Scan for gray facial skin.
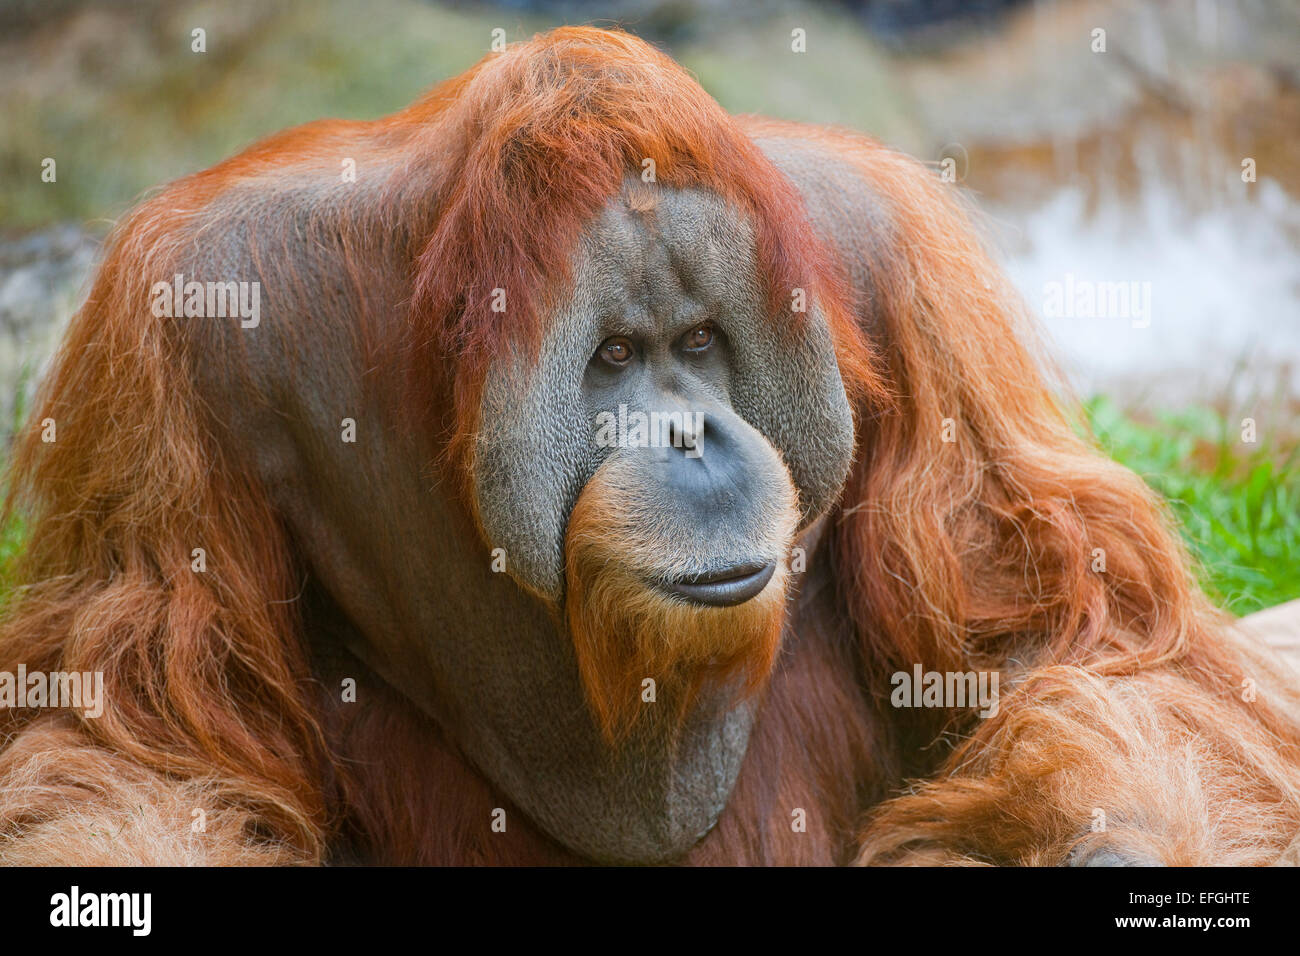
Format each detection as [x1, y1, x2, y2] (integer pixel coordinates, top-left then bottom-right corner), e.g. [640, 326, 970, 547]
[182, 171, 854, 862]
[474, 181, 855, 602]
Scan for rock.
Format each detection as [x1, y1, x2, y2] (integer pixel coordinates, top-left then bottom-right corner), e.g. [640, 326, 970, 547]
[0, 224, 100, 438]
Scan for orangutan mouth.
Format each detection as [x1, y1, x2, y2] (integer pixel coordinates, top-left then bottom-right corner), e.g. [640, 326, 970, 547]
[660, 561, 777, 607]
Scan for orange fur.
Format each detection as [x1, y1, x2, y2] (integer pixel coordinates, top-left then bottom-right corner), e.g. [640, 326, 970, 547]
[751, 122, 1300, 865]
[0, 233, 332, 859]
[1, 28, 1297, 866]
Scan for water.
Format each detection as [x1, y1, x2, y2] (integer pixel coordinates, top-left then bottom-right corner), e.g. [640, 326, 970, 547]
[994, 173, 1300, 406]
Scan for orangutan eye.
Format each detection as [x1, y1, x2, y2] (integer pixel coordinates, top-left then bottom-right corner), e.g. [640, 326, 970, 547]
[682, 323, 714, 352]
[598, 336, 634, 366]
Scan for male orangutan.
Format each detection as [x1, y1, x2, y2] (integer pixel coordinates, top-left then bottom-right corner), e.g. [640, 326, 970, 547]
[1, 27, 1298, 866]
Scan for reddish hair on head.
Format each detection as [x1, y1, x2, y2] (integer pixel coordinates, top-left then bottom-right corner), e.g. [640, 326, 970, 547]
[402, 27, 882, 485]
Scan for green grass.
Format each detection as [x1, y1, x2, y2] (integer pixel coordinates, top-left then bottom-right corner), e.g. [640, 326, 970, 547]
[1083, 396, 1300, 616]
[0, 371, 31, 593]
[0, 510, 24, 592]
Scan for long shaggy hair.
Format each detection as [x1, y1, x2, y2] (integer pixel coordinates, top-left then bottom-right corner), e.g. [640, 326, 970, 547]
[780, 122, 1300, 864]
[0, 266, 330, 858]
[0, 27, 1297, 865]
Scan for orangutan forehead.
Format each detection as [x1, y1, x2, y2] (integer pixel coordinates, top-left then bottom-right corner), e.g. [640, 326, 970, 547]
[571, 183, 764, 333]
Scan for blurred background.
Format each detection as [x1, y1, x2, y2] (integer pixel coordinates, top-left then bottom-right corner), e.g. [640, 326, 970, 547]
[1, 0, 1297, 614]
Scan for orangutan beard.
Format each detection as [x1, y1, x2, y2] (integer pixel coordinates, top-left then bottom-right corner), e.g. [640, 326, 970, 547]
[563, 452, 799, 742]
